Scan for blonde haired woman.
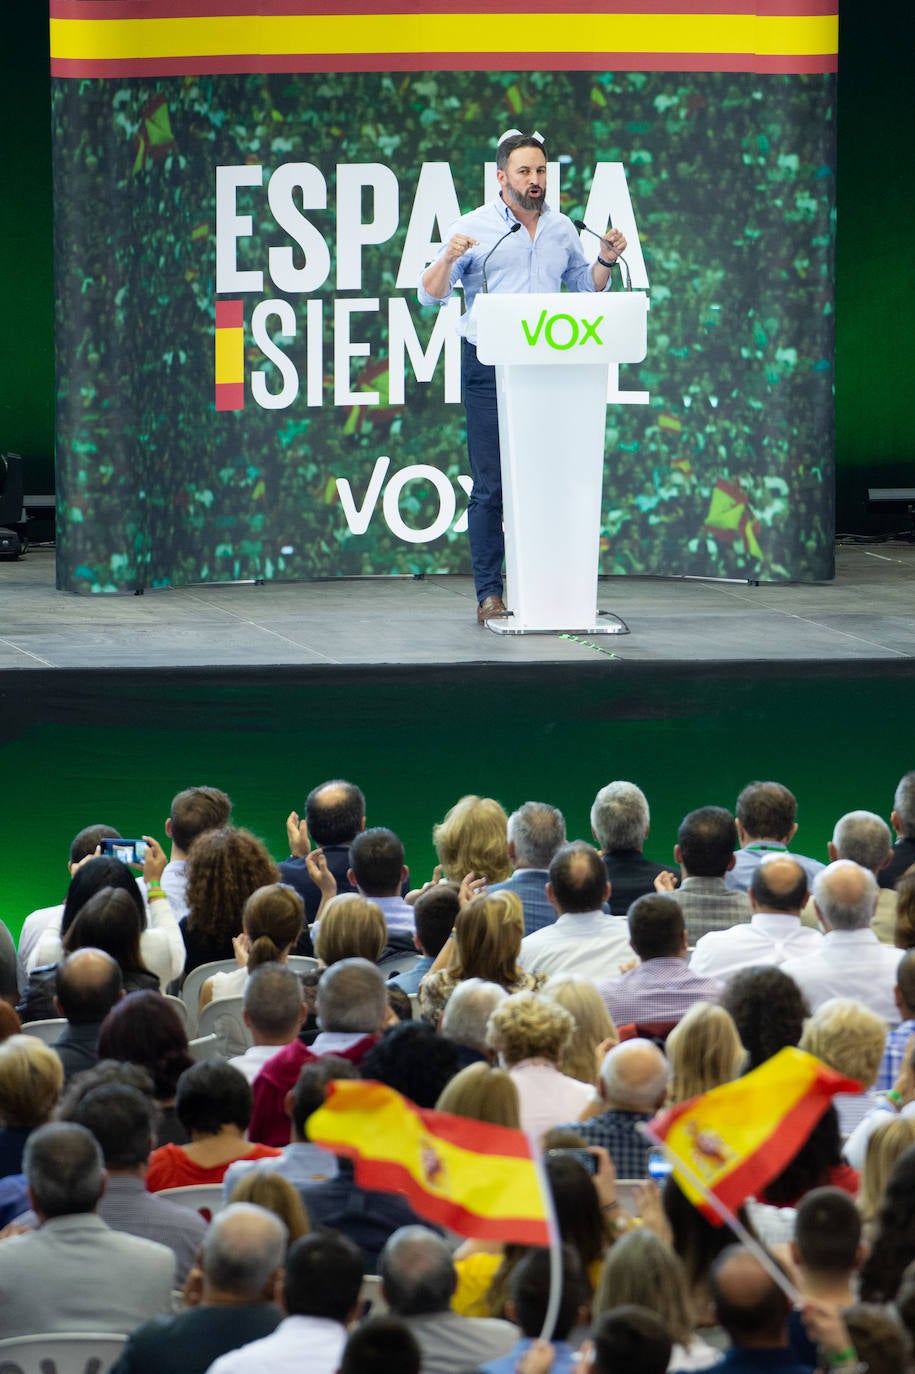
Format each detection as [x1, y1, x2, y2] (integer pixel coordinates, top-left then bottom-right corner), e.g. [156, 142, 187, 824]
[314, 895, 388, 967]
[418, 890, 545, 1025]
[0, 1034, 64, 1177]
[486, 991, 594, 1140]
[543, 973, 618, 1086]
[858, 1116, 915, 1241]
[666, 1002, 745, 1105]
[200, 882, 305, 1010]
[436, 1062, 521, 1130]
[432, 795, 511, 885]
[799, 997, 887, 1136]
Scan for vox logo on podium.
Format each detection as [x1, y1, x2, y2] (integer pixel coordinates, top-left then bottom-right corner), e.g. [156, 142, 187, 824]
[520, 310, 605, 351]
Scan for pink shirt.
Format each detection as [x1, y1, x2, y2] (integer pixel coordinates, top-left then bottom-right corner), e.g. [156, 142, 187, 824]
[507, 1059, 595, 1144]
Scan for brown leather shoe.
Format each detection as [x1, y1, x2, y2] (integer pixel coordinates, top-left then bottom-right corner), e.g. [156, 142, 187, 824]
[477, 594, 509, 624]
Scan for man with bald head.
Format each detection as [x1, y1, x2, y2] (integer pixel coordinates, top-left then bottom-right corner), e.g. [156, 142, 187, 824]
[517, 841, 631, 979]
[279, 779, 365, 935]
[52, 948, 124, 1079]
[710, 1247, 811, 1372]
[690, 855, 820, 980]
[783, 859, 903, 1022]
[555, 1038, 669, 1177]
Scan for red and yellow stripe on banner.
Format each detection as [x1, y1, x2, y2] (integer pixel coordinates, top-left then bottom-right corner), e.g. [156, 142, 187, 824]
[214, 300, 244, 412]
[49, 0, 838, 77]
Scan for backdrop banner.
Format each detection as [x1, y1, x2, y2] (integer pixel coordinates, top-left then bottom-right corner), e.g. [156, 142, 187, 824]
[50, 1, 837, 592]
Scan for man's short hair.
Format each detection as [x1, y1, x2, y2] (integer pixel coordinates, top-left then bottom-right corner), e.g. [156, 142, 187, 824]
[832, 811, 893, 873]
[510, 1245, 585, 1341]
[590, 782, 651, 853]
[175, 1060, 252, 1135]
[677, 807, 738, 878]
[349, 828, 404, 896]
[794, 1187, 861, 1276]
[316, 957, 387, 1034]
[736, 782, 797, 843]
[628, 894, 684, 960]
[340, 1317, 421, 1374]
[243, 963, 304, 1038]
[413, 884, 460, 959]
[68, 1082, 154, 1169]
[55, 948, 123, 1025]
[812, 860, 879, 931]
[711, 1247, 791, 1345]
[285, 1230, 364, 1322]
[750, 856, 809, 913]
[203, 1203, 287, 1299]
[380, 1227, 455, 1316]
[440, 978, 508, 1052]
[548, 841, 608, 913]
[306, 780, 365, 847]
[496, 132, 549, 171]
[292, 1056, 358, 1138]
[592, 1306, 672, 1374]
[507, 802, 567, 869]
[69, 824, 120, 865]
[25, 1121, 104, 1217]
[894, 772, 915, 838]
[169, 786, 232, 852]
[359, 1022, 459, 1108]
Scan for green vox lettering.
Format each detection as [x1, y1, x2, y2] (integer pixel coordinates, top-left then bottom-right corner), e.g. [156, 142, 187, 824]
[520, 311, 605, 349]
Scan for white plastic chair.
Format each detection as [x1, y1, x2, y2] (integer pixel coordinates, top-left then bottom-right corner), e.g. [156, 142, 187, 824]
[358, 1274, 388, 1316]
[179, 960, 238, 1036]
[162, 992, 189, 1028]
[287, 955, 319, 976]
[196, 995, 252, 1058]
[0, 1331, 127, 1373]
[156, 1183, 225, 1222]
[21, 1018, 66, 1044]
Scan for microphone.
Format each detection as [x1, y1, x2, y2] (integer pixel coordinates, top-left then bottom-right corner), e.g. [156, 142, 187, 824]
[574, 219, 631, 290]
[480, 222, 522, 293]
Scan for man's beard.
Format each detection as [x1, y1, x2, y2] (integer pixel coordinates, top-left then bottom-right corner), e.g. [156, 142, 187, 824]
[505, 182, 544, 214]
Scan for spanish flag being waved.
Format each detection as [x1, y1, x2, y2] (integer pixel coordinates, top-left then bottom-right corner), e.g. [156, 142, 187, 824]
[308, 1079, 552, 1245]
[646, 1048, 860, 1224]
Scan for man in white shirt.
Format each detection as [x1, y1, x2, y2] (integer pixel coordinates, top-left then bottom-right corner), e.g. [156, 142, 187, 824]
[518, 841, 631, 979]
[229, 965, 306, 1085]
[690, 856, 820, 979]
[207, 1230, 363, 1374]
[782, 859, 903, 1023]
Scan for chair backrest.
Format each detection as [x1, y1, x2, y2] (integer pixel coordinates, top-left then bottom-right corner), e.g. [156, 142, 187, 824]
[376, 950, 422, 978]
[358, 1274, 389, 1317]
[179, 960, 239, 1036]
[187, 1032, 222, 1061]
[196, 995, 252, 1058]
[287, 956, 319, 976]
[162, 993, 189, 1028]
[20, 1018, 66, 1045]
[156, 1183, 225, 1223]
[0, 1331, 128, 1374]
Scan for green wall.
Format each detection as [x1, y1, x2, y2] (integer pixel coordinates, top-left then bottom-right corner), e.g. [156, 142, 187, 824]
[2, 5, 912, 527]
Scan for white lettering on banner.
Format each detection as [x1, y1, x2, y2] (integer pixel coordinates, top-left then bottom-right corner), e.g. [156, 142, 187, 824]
[215, 164, 263, 293]
[267, 163, 331, 292]
[337, 164, 400, 290]
[250, 300, 298, 408]
[336, 458, 472, 539]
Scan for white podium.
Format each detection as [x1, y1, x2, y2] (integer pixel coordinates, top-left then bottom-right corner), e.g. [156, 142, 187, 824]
[475, 291, 648, 633]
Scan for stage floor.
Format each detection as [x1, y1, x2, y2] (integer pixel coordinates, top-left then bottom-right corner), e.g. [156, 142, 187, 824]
[2, 541, 914, 670]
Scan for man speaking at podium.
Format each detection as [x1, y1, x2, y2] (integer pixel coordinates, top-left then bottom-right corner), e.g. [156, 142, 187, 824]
[418, 130, 626, 625]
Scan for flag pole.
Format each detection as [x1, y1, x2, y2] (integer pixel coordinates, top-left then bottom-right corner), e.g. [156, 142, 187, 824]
[529, 1135, 564, 1342]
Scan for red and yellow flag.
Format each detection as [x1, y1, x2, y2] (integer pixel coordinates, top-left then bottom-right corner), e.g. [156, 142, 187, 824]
[308, 1079, 552, 1245]
[647, 1047, 860, 1223]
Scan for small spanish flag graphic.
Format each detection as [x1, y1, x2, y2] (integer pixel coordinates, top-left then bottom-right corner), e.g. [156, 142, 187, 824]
[308, 1079, 552, 1245]
[215, 300, 244, 412]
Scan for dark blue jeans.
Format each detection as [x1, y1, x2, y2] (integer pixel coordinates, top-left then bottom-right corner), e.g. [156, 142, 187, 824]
[462, 339, 503, 602]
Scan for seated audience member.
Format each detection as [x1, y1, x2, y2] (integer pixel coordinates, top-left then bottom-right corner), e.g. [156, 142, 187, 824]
[761, 1103, 857, 1210]
[110, 1203, 284, 1374]
[879, 769, 915, 891]
[279, 778, 365, 933]
[665, 1002, 746, 1104]
[380, 1226, 516, 1374]
[229, 963, 307, 1085]
[593, 1228, 722, 1371]
[478, 1245, 587, 1374]
[896, 872, 915, 949]
[386, 982, 413, 1022]
[339, 1316, 421, 1374]
[488, 801, 567, 936]
[65, 1076, 206, 1285]
[16, 822, 121, 990]
[249, 957, 386, 1145]
[51, 947, 123, 1079]
[817, 809, 899, 944]
[440, 978, 508, 1066]
[314, 894, 388, 966]
[146, 1059, 281, 1190]
[577, 1307, 672, 1374]
[782, 860, 903, 1022]
[485, 991, 594, 1140]
[726, 780, 825, 892]
[842, 1304, 914, 1374]
[201, 882, 305, 1008]
[97, 988, 195, 1144]
[0, 1002, 21, 1040]
[859, 1144, 915, 1303]
[877, 949, 915, 1090]
[709, 1246, 809, 1373]
[555, 1038, 669, 1178]
[360, 1019, 459, 1107]
[0, 915, 17, 1005]
[160, 785, 233, 922]
[436, 1061, 521, 1129]
[346, 827, 416, 945]
[655, 806, 752, 941]
[518, 842, 631, 981]
[223, 1056, 351, 1199]
[786, 1187, 865, 1368]
[845, 1031, 915, 1175]
[180, 826, 280, 977]
[597, 894, 723, 1027]
[389, 882, 461, 993]
[591, 780, 679, 916]
[228, 1170, 310, 1243]
[857, 1116, 915, 1241]
[420, 891, 546, 1025]
[207, 1229, 363, 1374]
[664, 1176, 759, 1328]
[0, 1033, 63, 1178]
[542, 974, 618, 1087]
[433, 794, 512, 886]
[718, 965, 810, 1072]
[28, 846, 184, 991]
[690, 856, 818, 980]
[799, 996, 887, 1135]
[0, 1122, 174, 1338]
